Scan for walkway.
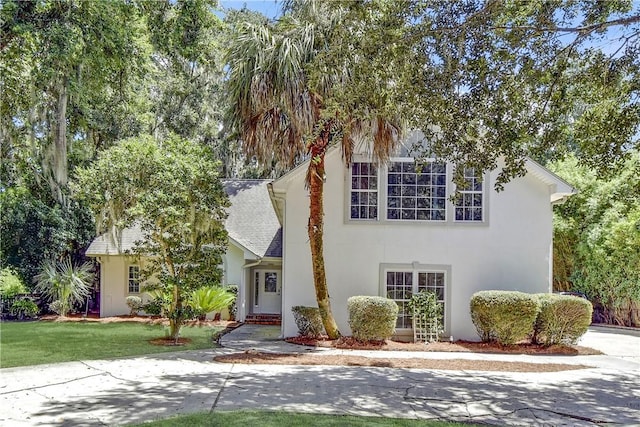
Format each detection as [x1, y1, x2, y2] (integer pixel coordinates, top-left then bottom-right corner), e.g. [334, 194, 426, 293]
[0, 326, 638, 426]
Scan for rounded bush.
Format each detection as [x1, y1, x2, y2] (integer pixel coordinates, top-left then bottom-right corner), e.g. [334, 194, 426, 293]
[470, 290, 540, 345]
[292, 306, 325, 337]
[126, 296, 144, 316]
[533, 293, 593, 346]
[348, 296, 398, 341]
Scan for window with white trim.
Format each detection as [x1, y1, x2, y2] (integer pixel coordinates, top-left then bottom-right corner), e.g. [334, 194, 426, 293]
[387, 161, 447, 221]
[385, 268, 446, 329]
[454, 168, 483, 221]
[350, 162, 378, 220]
[128, 265, 140, 293]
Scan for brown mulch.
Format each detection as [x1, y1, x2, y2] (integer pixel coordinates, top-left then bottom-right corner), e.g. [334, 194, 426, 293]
[285, 335, 602, 356]
[210, 334, 599, 372]
[214, 352, 592, 372]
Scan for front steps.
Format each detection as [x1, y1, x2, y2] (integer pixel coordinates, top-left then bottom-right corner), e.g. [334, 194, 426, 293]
[244, 313, 281, 325]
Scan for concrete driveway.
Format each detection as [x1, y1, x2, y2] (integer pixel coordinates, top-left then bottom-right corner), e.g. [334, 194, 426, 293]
[1, 326, 639, 426]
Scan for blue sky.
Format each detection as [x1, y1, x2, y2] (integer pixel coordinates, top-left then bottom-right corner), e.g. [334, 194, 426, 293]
[219, 0, 282, 19]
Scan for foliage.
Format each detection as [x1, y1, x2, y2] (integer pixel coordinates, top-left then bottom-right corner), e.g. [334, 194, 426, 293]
[470, 291, 540, 345]
[330, 1, 640, 186]
[291, 306, 325, 338]
[225, 284, 238, 320]
[550, 152, 640, 326]
[226, 1, 405, 339]
[8, 298, 39, 319]
[74, 134, 229, 340]
[49, 300, 63, 315]
[143, 290, 171, 317]
[126, 296, 144, 316]
[347, 296, 398, 342]
[0, 187, 94, 285]
[407, 291, 443, 342]
[1, 321, 224, 368]
[1, 0, 152, 205]
[0, 267, 28, 298]
[34, 259, 93, 317]
[533, 294, 593, 346]
[188, 286, 236, 320]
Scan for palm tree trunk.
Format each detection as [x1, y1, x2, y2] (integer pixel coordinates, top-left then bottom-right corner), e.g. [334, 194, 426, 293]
[307, 131, 341, 339]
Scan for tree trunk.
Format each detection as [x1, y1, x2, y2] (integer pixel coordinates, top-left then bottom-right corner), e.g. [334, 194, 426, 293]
[307, 131, 341, 339]
[47, 77, 69, 206]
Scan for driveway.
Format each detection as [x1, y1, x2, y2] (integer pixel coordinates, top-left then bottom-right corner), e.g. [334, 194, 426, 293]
[1, 326, 639, 426]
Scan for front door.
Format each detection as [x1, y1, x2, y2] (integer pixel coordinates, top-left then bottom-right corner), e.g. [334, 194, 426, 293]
[253, 269, 281, 314]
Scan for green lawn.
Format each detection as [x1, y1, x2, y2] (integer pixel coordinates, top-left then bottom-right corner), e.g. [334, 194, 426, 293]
[129, 411, 481, 427]
[0, 321, 223, 368]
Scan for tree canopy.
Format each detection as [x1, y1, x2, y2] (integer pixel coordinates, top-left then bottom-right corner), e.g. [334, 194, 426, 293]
[74, 134, 229, 339]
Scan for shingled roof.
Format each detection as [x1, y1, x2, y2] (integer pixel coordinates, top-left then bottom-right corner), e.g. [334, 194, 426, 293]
[86, 179, 282, 258]
[222, 179, 282, 258]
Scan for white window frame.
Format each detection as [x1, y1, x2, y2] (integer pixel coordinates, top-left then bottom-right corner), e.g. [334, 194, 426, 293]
[454, 167, 484, 222]
[380, 263, 450, 334]
[127, 265, 140, 294]
[349, 161, 379, 221]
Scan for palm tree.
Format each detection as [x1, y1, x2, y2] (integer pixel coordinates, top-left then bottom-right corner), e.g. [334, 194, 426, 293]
[35, 258, 93, 317]
[226, 1, 402, 339]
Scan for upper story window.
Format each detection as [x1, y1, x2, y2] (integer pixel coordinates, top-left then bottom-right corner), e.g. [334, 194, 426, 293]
[387, 161, 447, 221]
[128, 265, 140, 293]
[454, 168, 483, 221]
[350, 162, 378, 220]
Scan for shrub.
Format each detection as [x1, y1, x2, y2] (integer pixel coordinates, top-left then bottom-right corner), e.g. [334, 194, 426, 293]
[348, 296, 398, 341]
[49, 300, 63, 315]
[143, 290, 171, 316]
[533, 293, 593, 345]
[292, 306, 325, 337]
[407, 291, 443, 342]
[126, 296, 144, 316]
[470, 291, 540, 345]
[9, 298, 39, 319]
[0, 268, 28, 299]
[188, 286, 236, 320]
[225, 285, 238, 320]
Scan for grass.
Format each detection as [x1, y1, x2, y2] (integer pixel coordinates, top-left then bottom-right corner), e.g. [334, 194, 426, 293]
[0, 320, 223, 368]
[128, 410, 482, 427]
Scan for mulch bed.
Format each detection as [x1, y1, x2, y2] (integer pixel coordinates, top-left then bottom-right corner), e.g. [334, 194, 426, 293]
[285, 335, 602, 356]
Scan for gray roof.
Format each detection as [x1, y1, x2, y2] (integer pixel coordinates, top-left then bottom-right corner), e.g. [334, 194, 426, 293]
[85, 179, 282, 258]
[85, 224, 144, 255]
[222, 179, 282, 258]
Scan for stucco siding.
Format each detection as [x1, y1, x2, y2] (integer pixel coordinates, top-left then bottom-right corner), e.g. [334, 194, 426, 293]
[281, 151, 554, 340]
[99, 255, 149, 317]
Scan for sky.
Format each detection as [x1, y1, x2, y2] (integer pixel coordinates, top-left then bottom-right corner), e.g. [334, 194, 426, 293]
[219, 0, 282, 19]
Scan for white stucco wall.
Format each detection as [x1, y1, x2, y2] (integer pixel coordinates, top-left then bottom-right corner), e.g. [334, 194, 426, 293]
[278, 150, 554, 340]
[98, 255, 150, 317]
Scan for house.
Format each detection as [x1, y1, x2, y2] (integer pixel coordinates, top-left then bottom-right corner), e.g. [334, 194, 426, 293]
[86, 180, 282, 320]
[86, 139, 575, 341]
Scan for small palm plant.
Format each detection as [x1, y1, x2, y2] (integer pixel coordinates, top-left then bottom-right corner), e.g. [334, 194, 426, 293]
[35, 259, 93, 317]
[188, 286, 236, 321]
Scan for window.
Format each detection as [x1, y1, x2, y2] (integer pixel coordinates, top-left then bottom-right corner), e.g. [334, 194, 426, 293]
[387, 161, 446, 221]
[454, 168, 483, 221]
[385, 268, 446, 329]
[350, 162, 378, 220]
[128, 266, 140, 293]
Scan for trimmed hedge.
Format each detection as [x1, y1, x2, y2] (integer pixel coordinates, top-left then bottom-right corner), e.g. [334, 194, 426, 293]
[292, 306, 325, 337]
[533, 293, 593, 345]
[348, 296, 398, 341]
[470, 290, 539, 345]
